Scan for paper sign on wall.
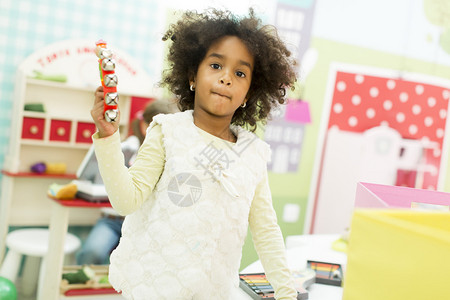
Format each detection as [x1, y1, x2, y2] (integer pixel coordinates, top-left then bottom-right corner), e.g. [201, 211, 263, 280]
[265, 100, 311, 173]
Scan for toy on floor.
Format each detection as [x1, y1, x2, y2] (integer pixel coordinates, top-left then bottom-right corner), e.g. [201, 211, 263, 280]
[95, 40, 119, 122]
[60, 265, 115, 296]
[62, 265, 95, 284]
[0, 276, 17, 300]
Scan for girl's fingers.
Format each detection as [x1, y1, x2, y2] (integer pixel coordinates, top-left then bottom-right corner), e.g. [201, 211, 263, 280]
[95, 94, 104, 104]
[91, 86, 105, 121]
[91, 86, 120, 137]
[95, 85, 104, 94]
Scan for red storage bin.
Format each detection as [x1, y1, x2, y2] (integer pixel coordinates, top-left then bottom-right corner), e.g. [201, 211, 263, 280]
[22, 117, 45, 140]
[76, 122, 96, 143]
[50, 119, 71, 142]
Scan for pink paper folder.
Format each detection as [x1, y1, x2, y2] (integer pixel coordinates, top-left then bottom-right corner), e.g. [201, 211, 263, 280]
[355, 182, 450, 210]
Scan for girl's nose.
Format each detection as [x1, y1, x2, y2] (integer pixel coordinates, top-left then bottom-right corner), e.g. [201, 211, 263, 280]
[219, 72, 232, 86]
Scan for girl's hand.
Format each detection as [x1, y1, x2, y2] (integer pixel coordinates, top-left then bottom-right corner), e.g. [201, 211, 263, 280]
[91, 86, 120, 138]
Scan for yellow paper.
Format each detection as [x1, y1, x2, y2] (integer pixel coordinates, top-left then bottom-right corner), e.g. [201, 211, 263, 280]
[343, 209, 450, 300]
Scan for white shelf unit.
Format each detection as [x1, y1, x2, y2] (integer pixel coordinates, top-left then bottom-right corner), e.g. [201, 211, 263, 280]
[0, 39, 157, 300]
[1, 75, 133, 228]
[6, 77, 131, 174]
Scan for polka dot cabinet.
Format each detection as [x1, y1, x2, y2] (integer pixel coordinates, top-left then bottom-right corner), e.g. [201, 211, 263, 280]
[329, 71, 449, 190]
[309, 66, 450, 234]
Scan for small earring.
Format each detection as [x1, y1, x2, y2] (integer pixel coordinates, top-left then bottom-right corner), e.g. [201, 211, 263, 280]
[241, 102, 246, 108]
[190, 84, 195, 92]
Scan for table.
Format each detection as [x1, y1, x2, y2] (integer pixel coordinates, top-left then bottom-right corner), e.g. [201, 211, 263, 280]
[240, 234, 346, 300]
[38, 198, 112, 300]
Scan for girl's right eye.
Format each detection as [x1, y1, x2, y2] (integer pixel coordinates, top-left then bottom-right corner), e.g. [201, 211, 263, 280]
[210, 63, 221, 69]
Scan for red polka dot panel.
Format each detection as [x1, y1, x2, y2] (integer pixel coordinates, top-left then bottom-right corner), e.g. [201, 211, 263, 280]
[328, 71, 450, 190]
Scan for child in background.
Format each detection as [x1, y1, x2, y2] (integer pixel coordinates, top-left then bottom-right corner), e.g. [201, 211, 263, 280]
[76, 100, 173, 265]
[90, 8, 298, 300]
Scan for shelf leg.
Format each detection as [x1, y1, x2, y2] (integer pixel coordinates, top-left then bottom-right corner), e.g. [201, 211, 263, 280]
[37, 201, 69, 300]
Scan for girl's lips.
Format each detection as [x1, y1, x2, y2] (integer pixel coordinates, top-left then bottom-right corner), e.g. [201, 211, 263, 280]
[212, 91, 231, 99]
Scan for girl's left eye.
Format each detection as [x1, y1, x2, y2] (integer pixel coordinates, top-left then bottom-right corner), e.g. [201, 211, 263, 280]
[236, 71, 246, 78]
[210, 63, 221, 69]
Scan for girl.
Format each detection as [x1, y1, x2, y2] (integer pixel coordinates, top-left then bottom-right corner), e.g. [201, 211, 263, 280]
[91, 8, 298, 300]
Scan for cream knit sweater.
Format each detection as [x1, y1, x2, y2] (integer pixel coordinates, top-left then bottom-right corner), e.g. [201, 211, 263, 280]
[93, 110, 297, 300]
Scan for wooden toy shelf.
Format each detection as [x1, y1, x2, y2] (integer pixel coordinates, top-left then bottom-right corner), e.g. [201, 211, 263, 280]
[0, 40, 154, 271]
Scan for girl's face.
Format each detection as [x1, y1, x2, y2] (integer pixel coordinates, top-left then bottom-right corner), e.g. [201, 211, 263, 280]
[192, 35, 253, 121]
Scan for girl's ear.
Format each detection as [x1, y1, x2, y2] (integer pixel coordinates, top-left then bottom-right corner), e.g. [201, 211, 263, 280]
[189, 76, 195, 89]
[245, 92, 251, 103]
[188, 72, 196, 86]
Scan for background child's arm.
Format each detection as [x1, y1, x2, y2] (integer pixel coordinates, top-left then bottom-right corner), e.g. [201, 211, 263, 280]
[92, 122, 165, 215]
[248, 169, 298, 300]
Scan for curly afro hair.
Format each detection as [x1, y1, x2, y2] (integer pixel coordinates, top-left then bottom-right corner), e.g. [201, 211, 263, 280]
[161, 8, 297, 131]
